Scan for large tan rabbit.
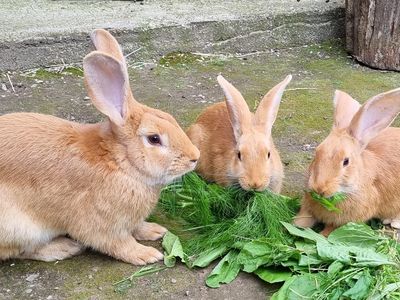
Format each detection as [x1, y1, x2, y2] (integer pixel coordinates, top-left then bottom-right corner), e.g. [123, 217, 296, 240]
[0, 29, 199, 265]
[294, 88, 400, 236]
[187, 75, 292, 192]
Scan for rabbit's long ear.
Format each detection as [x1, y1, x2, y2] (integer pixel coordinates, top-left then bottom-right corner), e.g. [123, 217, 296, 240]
[348, 88, 400, 148]
[217, 75, 252, 142]
[333, 90, 361, 130]
[90, 29, 125, 64]
[254, 75, 291, 135]
[83, 52, 129, 127]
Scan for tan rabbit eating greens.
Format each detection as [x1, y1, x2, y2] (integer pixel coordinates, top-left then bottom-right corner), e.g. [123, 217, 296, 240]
[294, 88, 400, 236]
[0, 29, 199, 265]
[187, 75, 292, 192]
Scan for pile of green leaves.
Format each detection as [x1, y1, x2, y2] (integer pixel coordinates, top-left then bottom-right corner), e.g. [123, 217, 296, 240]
[309, 191, 347, 213]
[158, 172, 400, 299]
[159, 172, 298, 267]
[272, 223, 400, 299]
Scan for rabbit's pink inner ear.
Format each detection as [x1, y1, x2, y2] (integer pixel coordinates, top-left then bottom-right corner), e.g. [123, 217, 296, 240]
[90, 29, 125, 64]
[217, 75, 252, 141]
[333, 90, 361, 130]
[255, 75, 292, 134]
[83, 52, 129, 127]
[348, 88, 400, 147]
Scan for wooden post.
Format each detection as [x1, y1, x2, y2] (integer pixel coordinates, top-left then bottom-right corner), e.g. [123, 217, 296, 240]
[346, 0, 400, 71]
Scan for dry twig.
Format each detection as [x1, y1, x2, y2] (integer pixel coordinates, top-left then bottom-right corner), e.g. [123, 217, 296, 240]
[6, 74, 15, 93]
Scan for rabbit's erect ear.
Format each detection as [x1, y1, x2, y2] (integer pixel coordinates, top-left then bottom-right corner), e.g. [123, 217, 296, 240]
[254, 75, 292, 135]
[83, 52, 129, 127]
[333, 90, 361, 130]
[90, 29, 125, 63]
[348, 88, 400, 148]
[217, 75, 252, 142]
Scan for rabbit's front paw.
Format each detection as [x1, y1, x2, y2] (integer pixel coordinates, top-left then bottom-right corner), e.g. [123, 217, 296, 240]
[134, 222, 168, 241]
[293, 208, 316, 228]
[383, 218, 400, 229]
[320, 225, 335, 237]
[129, 244, 164, 265]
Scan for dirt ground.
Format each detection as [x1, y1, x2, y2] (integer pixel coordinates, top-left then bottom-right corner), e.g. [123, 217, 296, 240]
[1, 41, 400, 299]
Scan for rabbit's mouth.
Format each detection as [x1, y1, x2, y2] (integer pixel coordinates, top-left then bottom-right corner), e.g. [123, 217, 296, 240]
[163, 167, 196, 185]
[239, 179, 269, 192]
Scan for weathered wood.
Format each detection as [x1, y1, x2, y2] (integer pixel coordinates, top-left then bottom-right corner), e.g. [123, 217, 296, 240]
[346, 0, 400, 71]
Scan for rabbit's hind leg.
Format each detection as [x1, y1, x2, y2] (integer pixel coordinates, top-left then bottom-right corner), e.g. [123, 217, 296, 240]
[0, 245, 21, 261]
[19, 237, 84, 262]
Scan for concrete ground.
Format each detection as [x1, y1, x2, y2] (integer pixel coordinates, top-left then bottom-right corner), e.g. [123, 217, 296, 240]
[0, 0, 344, 70]
[1, 38, 400, 299]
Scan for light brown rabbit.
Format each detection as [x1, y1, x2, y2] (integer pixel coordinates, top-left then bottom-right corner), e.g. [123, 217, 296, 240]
[187, 75, 292, 192]
[0, 29, 199, 265]
[294, 88, 400, 236]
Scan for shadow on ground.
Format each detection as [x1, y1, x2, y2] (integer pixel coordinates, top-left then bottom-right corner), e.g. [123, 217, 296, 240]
[1, 40, 400, 299]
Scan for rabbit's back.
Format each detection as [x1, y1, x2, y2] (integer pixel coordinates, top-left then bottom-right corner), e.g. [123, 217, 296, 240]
[364, 127, 400, 218]
[187, 102, 236, 185]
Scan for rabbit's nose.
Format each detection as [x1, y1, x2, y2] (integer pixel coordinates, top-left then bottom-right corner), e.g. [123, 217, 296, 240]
[188, 146, 200, 163]
[249, 181, 265, 191]
[314, 187, 328, 197]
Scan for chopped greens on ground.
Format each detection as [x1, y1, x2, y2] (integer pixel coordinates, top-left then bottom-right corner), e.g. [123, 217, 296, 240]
[309, 190, 347, 213]
[157, 172, 400, 299]
[113, 266, 167, 294]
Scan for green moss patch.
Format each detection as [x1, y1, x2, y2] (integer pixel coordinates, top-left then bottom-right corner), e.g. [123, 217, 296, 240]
[159, 52, 206, 67]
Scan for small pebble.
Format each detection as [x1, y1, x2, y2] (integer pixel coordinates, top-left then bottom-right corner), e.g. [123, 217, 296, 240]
[26, 273, 39, 282]
[185, 291, 190, 296]
[171, 278, 177, 284]
[47, 296, 53, 300]
[1, 83, 7, 91]
[25, 289, 32, 294]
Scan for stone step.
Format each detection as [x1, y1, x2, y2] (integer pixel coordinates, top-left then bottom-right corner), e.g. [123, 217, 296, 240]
[0, 0, 345, 71]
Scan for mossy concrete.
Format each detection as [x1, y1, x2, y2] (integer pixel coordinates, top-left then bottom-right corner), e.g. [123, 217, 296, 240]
[1, 40, 400, 299]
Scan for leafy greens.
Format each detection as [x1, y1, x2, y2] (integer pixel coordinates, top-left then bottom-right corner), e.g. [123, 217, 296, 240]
[158, 172, 400, 299]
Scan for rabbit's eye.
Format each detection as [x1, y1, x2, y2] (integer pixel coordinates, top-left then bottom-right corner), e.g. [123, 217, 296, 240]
[268, 151, 271, 159]
[147, 134, 162, 146]
[343, 157, 349, 167]
[237, 151, 242, 161]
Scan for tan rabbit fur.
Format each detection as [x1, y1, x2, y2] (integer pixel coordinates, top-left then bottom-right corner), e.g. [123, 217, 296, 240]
[0, 29, 199, 265]
[187, 75, 291, 192]
[294, 89, 400, 236]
